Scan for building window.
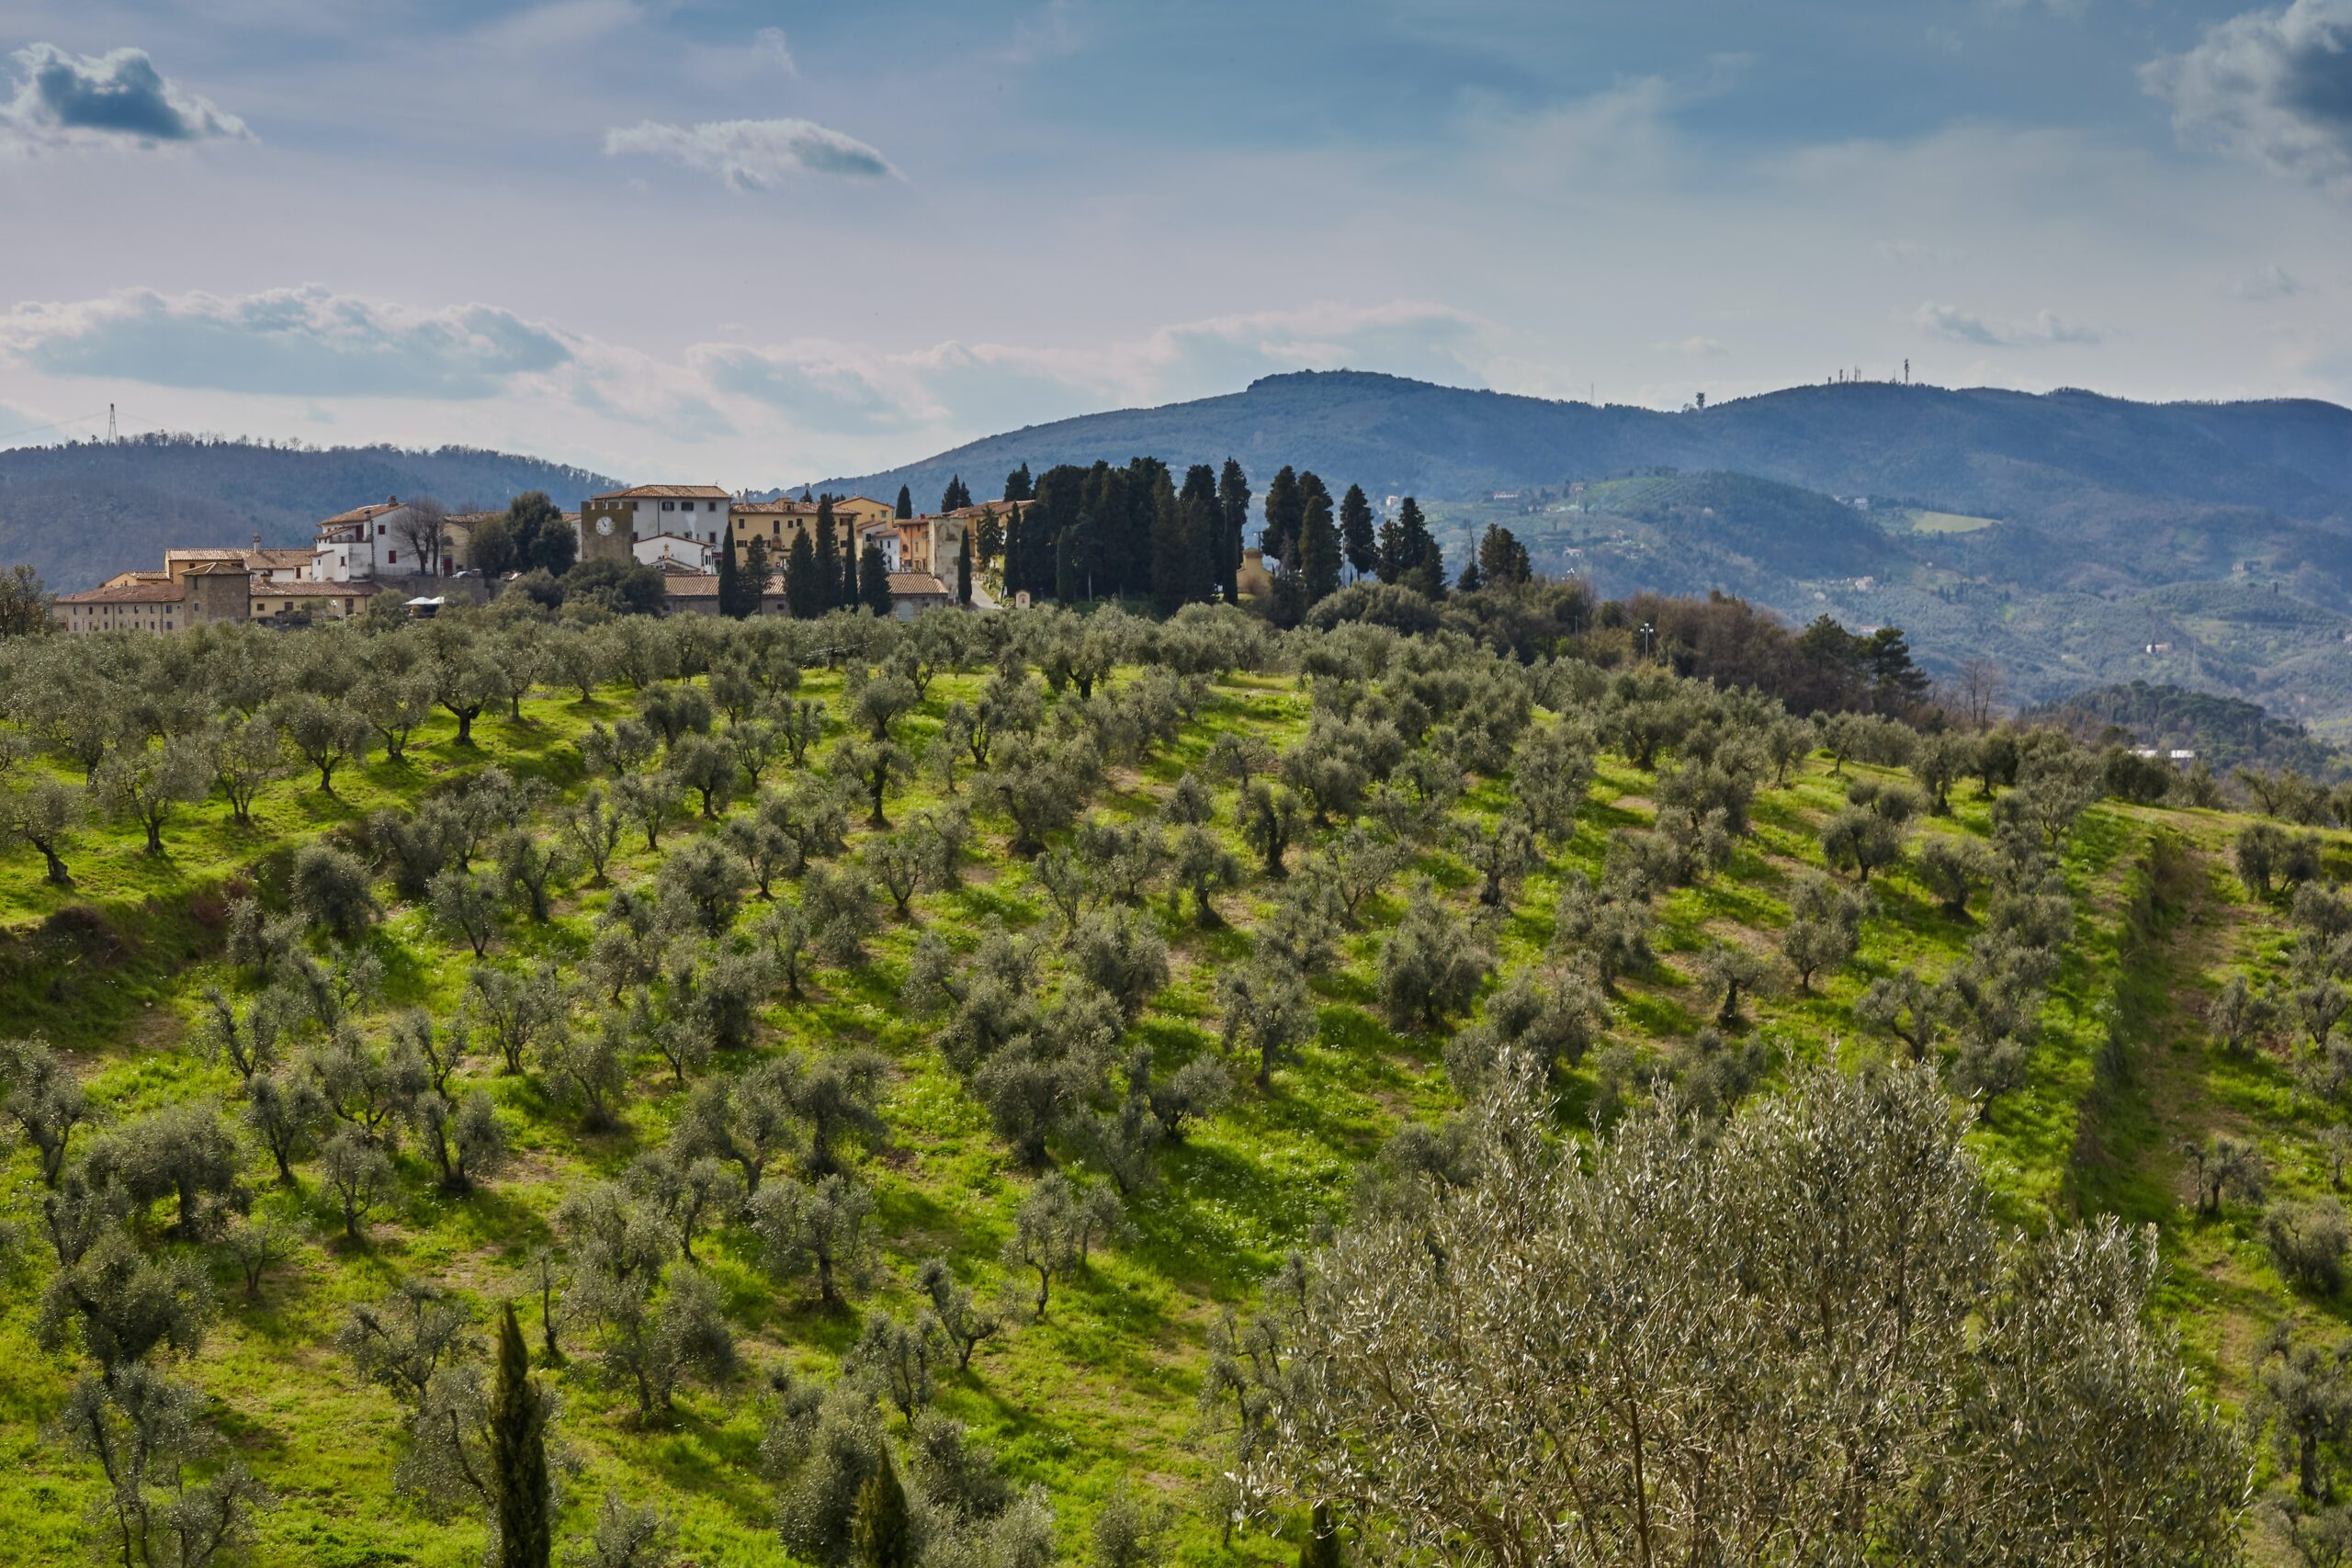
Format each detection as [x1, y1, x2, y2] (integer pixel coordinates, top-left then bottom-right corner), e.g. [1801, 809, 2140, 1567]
[662, 501, 675, 511]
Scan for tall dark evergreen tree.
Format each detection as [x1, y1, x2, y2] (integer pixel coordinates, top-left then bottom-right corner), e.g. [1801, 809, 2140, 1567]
[1055, 523, 1081, 604]
[786, 531, 820, 618]
[744, 535, 773, 610]
[1261, 466, 1303, 567]
[842, 533, 863, 608]
[941, 475, 972, 512]
[956, 533, 974, 605]
[1003, 463, 1034, 502]
[1300, 487, 1341, 604]
[1476, 523, 1532, 587]
[1216, 457, 1250, 604]
[1340, 484, 1377, 581]
[894, 485, 913, 520]
[1148, 469, 1194, 615]
[814, 497, 841, 609]
[717, 535, 747, 619]
[860, 542, 894, 616]
[491, 1303, 551, 1568]
[853, 1449, 912, 1568]
[976, 509, 1003, 567]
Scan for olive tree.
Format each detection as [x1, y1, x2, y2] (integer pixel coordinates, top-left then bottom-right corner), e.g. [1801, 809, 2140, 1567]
[1246, 1064, 2246, 1565]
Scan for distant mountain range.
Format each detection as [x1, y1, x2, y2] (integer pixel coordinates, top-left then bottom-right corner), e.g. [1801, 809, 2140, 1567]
[814, 370, 2352, 527]
[0, 435, 617, 593]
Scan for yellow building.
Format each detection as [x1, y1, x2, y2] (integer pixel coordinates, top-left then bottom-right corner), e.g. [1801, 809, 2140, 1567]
[831, 495, 897, 530]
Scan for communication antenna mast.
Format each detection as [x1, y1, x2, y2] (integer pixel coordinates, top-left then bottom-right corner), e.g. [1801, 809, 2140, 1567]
[107, 403, 117, 442]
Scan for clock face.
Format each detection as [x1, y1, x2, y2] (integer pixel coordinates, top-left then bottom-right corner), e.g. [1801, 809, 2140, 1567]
[594, 516, 614, 536]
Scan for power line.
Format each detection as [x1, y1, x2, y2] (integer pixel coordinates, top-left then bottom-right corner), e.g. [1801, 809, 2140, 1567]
[0, 410, 110, 446]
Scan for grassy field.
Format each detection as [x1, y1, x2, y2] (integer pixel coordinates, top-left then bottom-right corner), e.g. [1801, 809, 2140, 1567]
[0, 634, 2344, 1564]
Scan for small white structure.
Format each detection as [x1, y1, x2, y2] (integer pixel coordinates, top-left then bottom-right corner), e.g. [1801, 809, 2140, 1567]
[634, 533, 713, 571]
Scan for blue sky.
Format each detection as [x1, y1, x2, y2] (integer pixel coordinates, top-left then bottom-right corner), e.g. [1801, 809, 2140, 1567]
[0, 0, 2346, 484]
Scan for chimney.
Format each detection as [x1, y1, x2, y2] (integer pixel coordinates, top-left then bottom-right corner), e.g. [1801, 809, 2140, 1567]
[387, 494, 398, 505]
[253, 533, 261, 551]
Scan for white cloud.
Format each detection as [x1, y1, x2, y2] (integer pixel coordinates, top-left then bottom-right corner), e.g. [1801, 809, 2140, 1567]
[1910, 300, 2103, 346]
[603, 118, 896, 188]
[0, 43, 251, 154]
[2143, 0, 2352, 189]
[0, 285, 571, 399]
[691, 300, 1492, 434]
[2230, 262, 2309, 298]
[1656, 335, 1727, 357]
[754, 27, 797, 74]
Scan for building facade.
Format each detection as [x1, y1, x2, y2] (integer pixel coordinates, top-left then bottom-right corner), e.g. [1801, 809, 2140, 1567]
[580, 485, 732, 568]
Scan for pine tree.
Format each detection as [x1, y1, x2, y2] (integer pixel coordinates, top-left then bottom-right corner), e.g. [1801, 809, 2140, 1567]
[1340, 485, 1376, 581]
[491, 1303, 551, 1568]
[853, 1450, 912, 1568]
[786, 531, 820, 618]
[894, 485, 913, 520]
[956, 533, 974, 605]
[1456, 558, 1484, 593]
[1003, 463, 1034, 502]
[1216, 458, 1250, 604]
[1300, 487, 1341, 603]
[1300, 1503, 1340, 1568]
[717, 534, 745, 619]
[941, 475, 971, 512]
[1262, 466, 1302, 566]
[861, 542, 894, 616]
[815, 498, 841, 609]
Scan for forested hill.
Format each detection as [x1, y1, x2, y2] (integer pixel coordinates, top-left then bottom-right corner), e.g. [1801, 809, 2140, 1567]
[0, 436, 619, 591]
[812, 370, 2352, 529]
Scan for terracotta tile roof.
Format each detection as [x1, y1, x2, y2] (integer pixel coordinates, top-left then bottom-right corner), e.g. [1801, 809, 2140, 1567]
[249, 548, 315, 567]
[662, 573, 723, 597]
[592, 485, 732, 501]
[886, 572, 951, 596]
[58, 581, 187, 605]
[185, 559, 249, 576]
[165, 547, 248, 563]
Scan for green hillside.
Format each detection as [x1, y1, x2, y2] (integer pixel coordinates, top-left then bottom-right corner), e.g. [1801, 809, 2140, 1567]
[6, 604, 2352, 1561]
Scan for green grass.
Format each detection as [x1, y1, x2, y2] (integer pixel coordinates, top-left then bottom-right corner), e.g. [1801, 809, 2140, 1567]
[1897, 508, 2001, 535]
[0, 660, 2339, 1565]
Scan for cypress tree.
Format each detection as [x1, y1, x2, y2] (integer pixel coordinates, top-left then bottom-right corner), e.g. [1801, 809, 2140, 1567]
[1340, 485, 1376, 581]
[1216, 458, 1250, 604]
[976, 509, 1002, 567]
[1149, 470, 1193, 615]
[1055, 525, 1080, 604]
[843, 533, 861, 608]
[814, 498, 840, 609]
[717, 534, 743, 618]
[941, 475, 971, 512]
[956, 533, 973, 605]
[861, 542, 894, 616]
[1000, 514, 1023, 593]
[1300, 488, 1341, 604]
[894, 485, 913, 520]
[744, 535, 773, 612]
[853, 1449, 912, 1568]
[786, 531, 820, 618]
[491, 1303, 551, 1568]
[1300, 1503, 1340, 1568]
[1003, 463, 1033, 502]
[1261, 466, 1302, 566]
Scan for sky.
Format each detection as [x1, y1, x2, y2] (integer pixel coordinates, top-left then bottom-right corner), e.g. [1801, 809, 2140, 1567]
[0, 0, 2348, 487]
